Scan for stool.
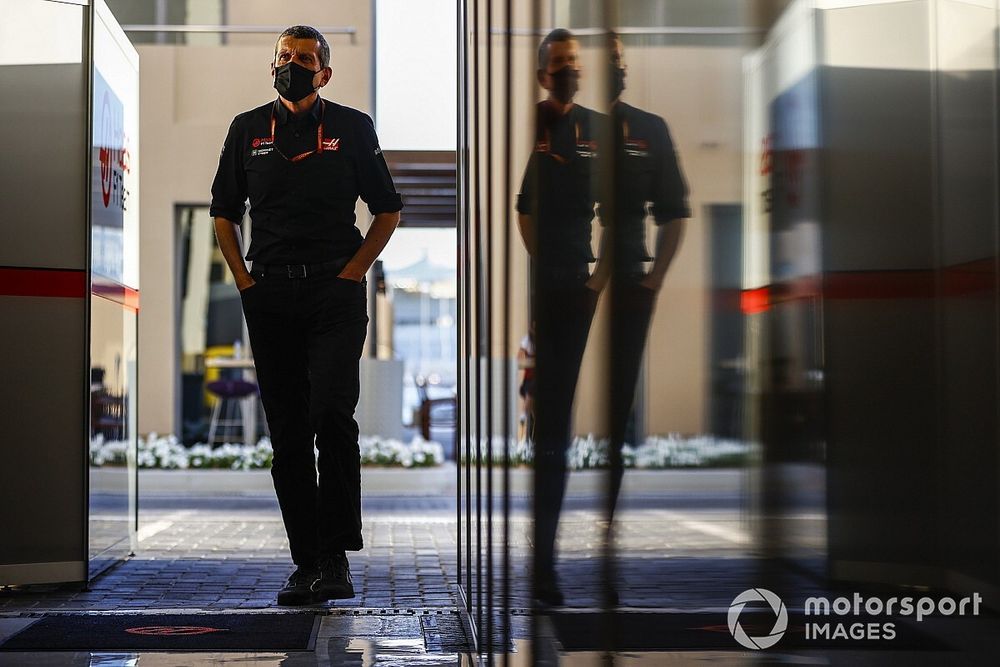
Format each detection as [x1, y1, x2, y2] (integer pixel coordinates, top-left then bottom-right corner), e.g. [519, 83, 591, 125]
[206, 378, 259, 445]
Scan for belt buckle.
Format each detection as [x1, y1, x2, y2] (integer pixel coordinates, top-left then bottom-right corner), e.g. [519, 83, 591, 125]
[287, 264, 308, 279]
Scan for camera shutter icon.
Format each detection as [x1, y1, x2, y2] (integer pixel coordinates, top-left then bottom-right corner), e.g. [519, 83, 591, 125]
[728, 588, 789, 650]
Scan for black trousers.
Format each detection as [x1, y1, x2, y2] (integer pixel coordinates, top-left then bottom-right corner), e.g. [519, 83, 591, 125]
[532, 274, 598, 575]
[532, 274, 656, 576]
[607, 276, 658, 515]
[240, 269, 368, 567]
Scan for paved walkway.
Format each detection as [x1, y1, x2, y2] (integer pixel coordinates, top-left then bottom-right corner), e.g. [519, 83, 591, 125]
[1, 493, 800, 613]
[3, 493, 999, 664]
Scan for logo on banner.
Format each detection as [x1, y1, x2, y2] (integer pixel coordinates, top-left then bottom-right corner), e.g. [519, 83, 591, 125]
[98, 89, 130, 210]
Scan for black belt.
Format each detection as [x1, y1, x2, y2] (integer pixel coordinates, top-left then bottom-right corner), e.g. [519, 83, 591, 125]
[536, 264, 591, 280]
[250, 257, 352, 279]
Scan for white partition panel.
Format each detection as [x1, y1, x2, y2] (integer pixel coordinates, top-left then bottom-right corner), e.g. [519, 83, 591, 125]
[0, 0, 139, 586]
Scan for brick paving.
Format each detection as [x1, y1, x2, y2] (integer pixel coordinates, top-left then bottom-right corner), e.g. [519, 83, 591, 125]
[6, 491, 997, 664]
[0, 492, 828, 614]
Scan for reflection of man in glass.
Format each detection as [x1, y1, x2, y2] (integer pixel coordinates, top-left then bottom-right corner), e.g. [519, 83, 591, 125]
[605, 33, 689, 516]
[516, 28, 604, 607]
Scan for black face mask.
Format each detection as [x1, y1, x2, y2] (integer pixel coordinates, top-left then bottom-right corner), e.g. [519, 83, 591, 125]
[609, 66, 626, 101]
[548, 66, 579, 104]
[273, 61, 320, 103]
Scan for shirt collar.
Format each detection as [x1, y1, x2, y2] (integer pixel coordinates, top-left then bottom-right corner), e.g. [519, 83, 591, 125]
[274, 95, 323, 126]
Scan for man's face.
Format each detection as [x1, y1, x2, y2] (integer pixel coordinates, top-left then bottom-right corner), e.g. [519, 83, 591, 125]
[611, 38, 626, 71]
[271, 36, 331, 88]
[538, 38, 581, 92]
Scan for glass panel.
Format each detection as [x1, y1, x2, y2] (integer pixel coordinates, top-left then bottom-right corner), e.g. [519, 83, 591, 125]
[89, 295, 137, 577]
[457, 0, 1000, 660]
[93, 0, 140, 289]
[90, 0, 140, 578]
[934, 0, 999, 591]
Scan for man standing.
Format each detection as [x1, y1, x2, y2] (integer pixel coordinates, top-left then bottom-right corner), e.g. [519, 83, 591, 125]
[516, 28, 605, 607]
[604, 32, 689, 532]
[210, 25, 402, 605]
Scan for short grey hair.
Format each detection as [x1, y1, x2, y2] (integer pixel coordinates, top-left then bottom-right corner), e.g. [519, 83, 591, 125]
[274, 25, 330, 69]
[537, 28, 574, 71]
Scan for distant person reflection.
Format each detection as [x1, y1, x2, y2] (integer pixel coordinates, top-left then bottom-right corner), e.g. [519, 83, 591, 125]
[517, 321, 536, 441]
[605, 33, 690, 521]
[516, 28, 605, 607]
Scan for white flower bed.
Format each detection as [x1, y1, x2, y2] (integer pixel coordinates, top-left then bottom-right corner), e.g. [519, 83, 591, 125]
[623, 434, 751, 468]
[359, 435, 444, 468]
[473, 433, 750, 469]
[90, 432, 749, 470]
[90, 433, 445, 470]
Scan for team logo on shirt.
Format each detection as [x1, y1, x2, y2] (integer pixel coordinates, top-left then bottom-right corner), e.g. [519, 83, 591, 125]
[625, 138, 648, 158]
[250, 136, 274, 157]
[322, 137, 341, 151]
[575, 139, 598, 159]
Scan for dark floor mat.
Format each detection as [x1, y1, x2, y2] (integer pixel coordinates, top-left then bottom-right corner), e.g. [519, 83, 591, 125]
[548, 612, 952, 651]
[0, 613, 320, 652]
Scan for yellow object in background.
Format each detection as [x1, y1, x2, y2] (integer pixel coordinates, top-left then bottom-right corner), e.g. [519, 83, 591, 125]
[203, 345, 235, 408]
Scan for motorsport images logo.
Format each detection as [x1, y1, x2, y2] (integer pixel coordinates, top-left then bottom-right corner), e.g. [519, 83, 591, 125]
[728, 588, 983, 649]
[728, 588, 788, 650]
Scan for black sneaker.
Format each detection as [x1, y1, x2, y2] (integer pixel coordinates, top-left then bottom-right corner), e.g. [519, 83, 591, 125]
[276, 566, 320, 606]
[312, 553, 355, 600]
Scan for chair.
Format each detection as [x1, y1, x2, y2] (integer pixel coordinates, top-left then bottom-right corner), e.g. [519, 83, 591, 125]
[205, 378, 259, 445]
[92, 390, 126, 440]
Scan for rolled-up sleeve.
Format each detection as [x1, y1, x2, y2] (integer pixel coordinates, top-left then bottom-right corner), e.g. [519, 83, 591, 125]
[355, 113, 403, 216]
[209, 118, 248, 222]
[650, 118, 691, 223]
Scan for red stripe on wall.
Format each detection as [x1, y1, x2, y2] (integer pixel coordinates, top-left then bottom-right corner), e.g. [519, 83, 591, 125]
[92, 278, 140, 312]
[941, 257, 997, 297]
[0, 267, 140, 311]
[740, 287, 770, 314]
[822, 271, 936, 300]
[740, 258, 997, 312]
[0, 267, 86, 298]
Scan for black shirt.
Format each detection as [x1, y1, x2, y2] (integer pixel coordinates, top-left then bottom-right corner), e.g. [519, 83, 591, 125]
[210, 96, 403, 264]
[516, 101, 603, 267]
[610, 101, 690, 263]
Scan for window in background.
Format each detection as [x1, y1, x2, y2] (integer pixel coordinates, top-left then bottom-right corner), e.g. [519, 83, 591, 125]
[375, 0, 457, 149]
[379, 227, 457, 431]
